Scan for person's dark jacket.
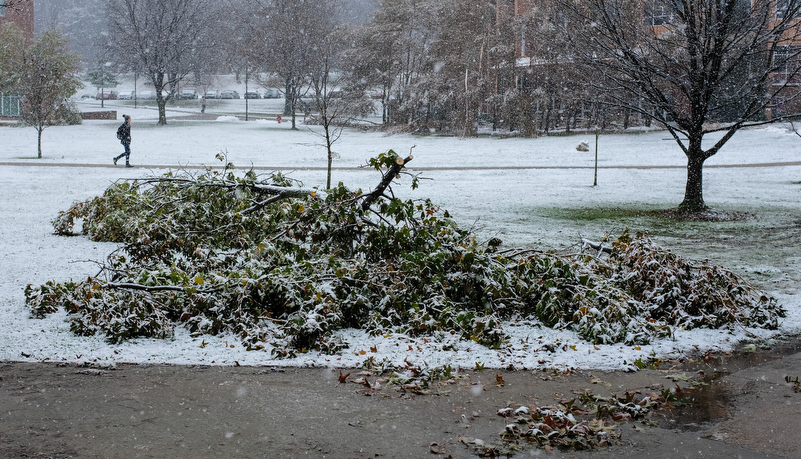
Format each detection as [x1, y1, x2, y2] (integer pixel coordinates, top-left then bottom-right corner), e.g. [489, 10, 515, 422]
[118, 122, 131, 144]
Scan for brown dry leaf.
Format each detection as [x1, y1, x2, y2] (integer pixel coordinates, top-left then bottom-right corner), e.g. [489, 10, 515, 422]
[496, 374, 505, 386]
[338, 370, 350, 384]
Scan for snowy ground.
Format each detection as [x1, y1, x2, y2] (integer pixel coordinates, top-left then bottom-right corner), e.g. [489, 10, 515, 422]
[1, 98, 801, 371]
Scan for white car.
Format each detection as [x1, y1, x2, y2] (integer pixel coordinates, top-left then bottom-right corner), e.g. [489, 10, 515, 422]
[181, 89, 198, 99]
[262, 88, 281, 99]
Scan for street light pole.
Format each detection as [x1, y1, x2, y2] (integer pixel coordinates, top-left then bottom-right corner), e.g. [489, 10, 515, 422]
[593, 131, 599, 187]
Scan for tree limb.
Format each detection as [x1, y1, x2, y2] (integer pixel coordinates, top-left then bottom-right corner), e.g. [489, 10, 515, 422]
[581, 238, 613, 255]
[105, 282, 221, 293]
[361, 155, 413, 211]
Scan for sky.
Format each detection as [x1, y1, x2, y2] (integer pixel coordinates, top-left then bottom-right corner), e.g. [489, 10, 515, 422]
[1, 96, 800, 371]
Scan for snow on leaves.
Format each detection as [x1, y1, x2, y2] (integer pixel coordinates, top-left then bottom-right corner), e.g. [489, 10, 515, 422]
[25, 152, 785, 356]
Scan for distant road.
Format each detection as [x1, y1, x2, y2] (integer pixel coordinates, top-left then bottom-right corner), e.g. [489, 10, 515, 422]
[2, 161, 801, 170]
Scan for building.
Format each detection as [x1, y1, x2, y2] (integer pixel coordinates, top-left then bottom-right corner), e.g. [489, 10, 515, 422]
[0, 0, 34, 42]
[0, 0, 34, 118]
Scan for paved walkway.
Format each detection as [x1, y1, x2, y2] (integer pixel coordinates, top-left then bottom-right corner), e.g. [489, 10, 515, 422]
[2, 341, 799, 458]
[2, 161, 801, 171]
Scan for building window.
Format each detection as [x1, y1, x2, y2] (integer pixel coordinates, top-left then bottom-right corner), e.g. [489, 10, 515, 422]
[774, 45, 791, 78]
[1, 94, 22, 117]
[643, 0, 687, 27]
[776, 0, 801, 19]
[771, 45, 801, 87]
[644, 1, 672, 26]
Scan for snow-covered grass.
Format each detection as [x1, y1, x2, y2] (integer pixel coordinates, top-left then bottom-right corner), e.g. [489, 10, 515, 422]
[2, 99, 800, 371]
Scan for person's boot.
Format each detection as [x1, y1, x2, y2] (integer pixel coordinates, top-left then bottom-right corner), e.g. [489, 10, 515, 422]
[113, 156, 119, 165]
[125, 161, 133, 168]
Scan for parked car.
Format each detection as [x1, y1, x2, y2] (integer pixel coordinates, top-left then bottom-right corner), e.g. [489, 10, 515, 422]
[117, 91, 134, 100]
[262, 88, 281, 99]
[204, 89, 219, 99]
[219, 89, 240, 99]
[80, 94, 94, 100]
[96, 90, 118, 100]
[181, 88, 198, 99]
[244, 91, 260, 99]
[138, 90, 156, 100]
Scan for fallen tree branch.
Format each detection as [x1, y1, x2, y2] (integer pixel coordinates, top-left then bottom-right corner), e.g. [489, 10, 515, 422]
[105, 282, 222, 294]
[361, 155, 414, 211]
[581, 238, 613, 255]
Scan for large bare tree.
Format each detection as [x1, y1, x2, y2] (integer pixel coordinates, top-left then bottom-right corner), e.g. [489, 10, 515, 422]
[103, 0, 217, 125]
[343, 0, 437, 126]
[555, 0, 801, 211]
[308, 26, 375, 189]
[244, 0, 342, 130]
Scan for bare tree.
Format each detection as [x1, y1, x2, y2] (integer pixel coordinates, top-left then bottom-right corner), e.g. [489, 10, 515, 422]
[345, 0, 517, 136]
[308, 27, 374, 189]
[1, 24, 83, 158]
[103, 0, 217, 125]
[35, 0, 107, 65]
[247, 0, 342, 130]
[343, 0, 436, 126]
[555, 0, 801, 211]
[423, 0, 511, 137]
[248, 0, 311, 129]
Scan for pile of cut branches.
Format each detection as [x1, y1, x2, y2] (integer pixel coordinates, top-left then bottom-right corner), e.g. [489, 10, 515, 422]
[25, 152, 785, 356]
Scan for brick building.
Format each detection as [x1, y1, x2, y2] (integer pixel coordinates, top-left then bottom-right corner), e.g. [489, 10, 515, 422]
[1, 0, 34, 118]
[0, 0, 34, 42]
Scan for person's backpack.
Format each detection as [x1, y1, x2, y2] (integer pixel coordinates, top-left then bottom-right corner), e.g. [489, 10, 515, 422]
[116, 123, 125, 140]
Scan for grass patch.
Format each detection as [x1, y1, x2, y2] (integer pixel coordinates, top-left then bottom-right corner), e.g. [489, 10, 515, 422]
[531, 206, 760, 252]
[544, 206, 660, 222]
[545, 206, 753, 223]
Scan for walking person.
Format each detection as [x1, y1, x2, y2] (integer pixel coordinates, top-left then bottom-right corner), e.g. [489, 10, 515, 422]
[200, 96, 206, 114]
[113, 114, 133, 167]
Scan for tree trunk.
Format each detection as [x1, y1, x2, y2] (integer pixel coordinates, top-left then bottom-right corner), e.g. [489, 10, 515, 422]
[284, 78, 293, 116]
[157, 95, 167, 125]
[326, 145, 333, 190]
[37, 127, 43, 159]
[679, 147, 706, 211]
[324, 110, 333, 190]
[290, 95, 297, 130]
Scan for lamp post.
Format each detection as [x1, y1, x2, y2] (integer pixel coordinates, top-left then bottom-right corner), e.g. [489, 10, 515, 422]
[593, 131, 599, 187]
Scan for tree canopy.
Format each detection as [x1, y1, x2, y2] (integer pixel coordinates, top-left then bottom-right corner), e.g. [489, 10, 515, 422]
[103, 0, 218, 125]
[0, 24, 83, 158]
[552, 0, 801, 210]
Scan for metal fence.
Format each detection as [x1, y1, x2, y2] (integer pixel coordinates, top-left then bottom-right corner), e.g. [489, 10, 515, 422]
[1, 94, 21, 117]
